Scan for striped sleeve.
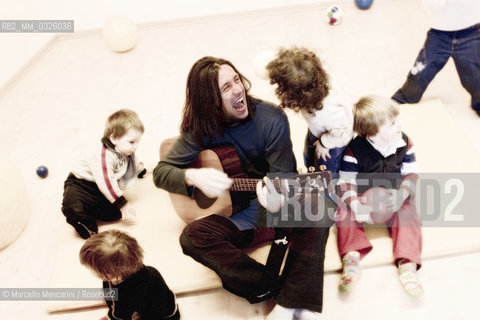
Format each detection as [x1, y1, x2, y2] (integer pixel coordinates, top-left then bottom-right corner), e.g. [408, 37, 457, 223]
[101, 146, 120, 200]
[400, 137, 419, 196]
[340, 147, 359, 175]
[89, 146, 125, 205]
[337, 146, 359, 206]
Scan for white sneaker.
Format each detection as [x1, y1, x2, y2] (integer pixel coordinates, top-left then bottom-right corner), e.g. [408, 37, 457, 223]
[294, 308, 322, 320]
[266, 304, 296, 320]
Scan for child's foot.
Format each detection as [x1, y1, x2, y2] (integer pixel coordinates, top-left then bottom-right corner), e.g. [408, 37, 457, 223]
[294, 308, 322, 320]
[266, 304, 296, 320]
[339, 251, 361, 293]
[121, 206, 137, 225]
[398, 259, 424, 297]
[74, 221, 97, 239]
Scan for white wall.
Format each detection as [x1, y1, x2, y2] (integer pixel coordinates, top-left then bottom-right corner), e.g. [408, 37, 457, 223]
[1, 0, 349, 91]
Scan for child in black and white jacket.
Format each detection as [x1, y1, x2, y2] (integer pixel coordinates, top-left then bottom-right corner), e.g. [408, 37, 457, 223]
[61, 109, 146, 239]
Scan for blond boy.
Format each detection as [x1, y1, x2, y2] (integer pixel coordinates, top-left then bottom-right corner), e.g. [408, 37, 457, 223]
[62, 109, 146, 239]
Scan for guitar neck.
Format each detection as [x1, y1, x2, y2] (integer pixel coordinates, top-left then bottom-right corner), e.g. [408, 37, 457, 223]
[230, 178, 282, 192]
[230, 172, 332, 194]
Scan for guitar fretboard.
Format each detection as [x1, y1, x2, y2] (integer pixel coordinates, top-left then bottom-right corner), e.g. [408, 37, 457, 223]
[230, 178, 282, 192]
[230, 175, 330, 193]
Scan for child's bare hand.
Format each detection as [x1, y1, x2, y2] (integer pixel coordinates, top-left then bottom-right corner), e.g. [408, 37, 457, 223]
[385, 188, 409, 213]
[121, 204, 137, 224]
[314, 140, 331, 162]
[350, 200, 373, 224]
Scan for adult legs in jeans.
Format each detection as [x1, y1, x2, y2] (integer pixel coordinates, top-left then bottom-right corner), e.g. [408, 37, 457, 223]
[452, 24, 480, 115]
[392, 29, 452, 104]
[180, 196, 333, 312]
[179, 214, 277, 303]
[275, 226, 331, 313]
[274, 192, 335, 313]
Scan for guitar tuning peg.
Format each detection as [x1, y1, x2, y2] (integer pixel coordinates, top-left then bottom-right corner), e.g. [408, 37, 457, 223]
[308, 166, 316, 173]
[319, 165, 326, 172]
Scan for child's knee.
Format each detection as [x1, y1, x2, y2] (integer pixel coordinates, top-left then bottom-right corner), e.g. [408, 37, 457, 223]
[98, 207, 122, 222]
[62, 201, 90, 220]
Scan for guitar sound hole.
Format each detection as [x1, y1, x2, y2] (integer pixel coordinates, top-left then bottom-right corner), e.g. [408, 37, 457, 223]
[194, 188, 218, 209]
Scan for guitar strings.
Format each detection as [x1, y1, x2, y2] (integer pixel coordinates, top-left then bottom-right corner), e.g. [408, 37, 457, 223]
[230, 178, 323, 192]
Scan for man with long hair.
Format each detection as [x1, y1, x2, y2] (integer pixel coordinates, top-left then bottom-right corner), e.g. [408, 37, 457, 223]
[153, 56, 332, 319]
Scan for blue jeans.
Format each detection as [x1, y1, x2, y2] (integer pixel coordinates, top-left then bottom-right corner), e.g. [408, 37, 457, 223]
[303, 130, 346, 173]
[392, 23, 480, 115]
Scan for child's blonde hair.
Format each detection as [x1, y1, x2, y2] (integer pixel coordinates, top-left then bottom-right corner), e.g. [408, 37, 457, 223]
[104, 109, 144, 139]
[266, 46, 330, 113]
[79, 230, 144, 282]
[354, 95, 400, 137]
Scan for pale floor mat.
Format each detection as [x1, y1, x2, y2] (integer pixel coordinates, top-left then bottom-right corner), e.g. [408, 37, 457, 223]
[1, 0, 480, 318]
[46, 98, 480, 313]
[39, 252, 480, 320]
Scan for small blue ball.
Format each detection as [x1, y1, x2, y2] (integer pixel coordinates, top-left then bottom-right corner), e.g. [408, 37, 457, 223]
[355, 0, 374, 10]
[36, 165, 49, 178]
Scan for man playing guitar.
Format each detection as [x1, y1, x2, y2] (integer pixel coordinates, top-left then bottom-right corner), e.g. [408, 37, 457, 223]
[153, 56, 333, 320]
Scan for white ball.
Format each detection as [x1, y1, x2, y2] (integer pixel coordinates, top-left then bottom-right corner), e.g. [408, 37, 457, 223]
[253, 50, 276, 80]
[102, 16, 138, 53]
[0, 161, 30, 250]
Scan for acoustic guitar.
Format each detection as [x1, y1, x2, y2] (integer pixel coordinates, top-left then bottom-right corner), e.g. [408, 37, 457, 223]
[159, 137, 334, 224]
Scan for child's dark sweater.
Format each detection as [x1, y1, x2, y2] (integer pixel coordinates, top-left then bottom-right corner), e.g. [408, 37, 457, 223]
[103, 265, 179, 320]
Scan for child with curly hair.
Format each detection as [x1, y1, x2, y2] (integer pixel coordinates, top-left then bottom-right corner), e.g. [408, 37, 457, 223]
[266, 46, 354, 173]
